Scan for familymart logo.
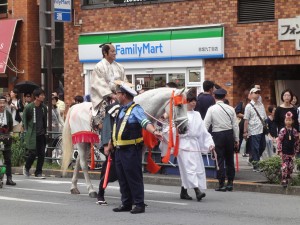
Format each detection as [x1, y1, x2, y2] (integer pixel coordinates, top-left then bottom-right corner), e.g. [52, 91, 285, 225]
[116, 42, 164, 57]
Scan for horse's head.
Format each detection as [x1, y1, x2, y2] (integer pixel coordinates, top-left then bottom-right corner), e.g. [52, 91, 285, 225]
[173, 88, 188, 134]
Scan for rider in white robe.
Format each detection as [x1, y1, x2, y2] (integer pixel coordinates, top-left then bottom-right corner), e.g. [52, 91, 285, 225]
[177, 88, 215, 201]
[90, 44, 127, 129]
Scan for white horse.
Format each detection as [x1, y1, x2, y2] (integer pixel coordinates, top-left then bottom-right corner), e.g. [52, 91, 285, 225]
[61, 88, 189, 197]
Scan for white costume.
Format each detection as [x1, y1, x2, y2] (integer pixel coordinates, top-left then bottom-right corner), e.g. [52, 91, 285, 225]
[90, 58, 127, 110]
[177, 111, 214, 190]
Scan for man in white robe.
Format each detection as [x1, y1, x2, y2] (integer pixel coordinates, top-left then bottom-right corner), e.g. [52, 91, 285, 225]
[90, 43, 127, 130]
[177, 88, 215, 201]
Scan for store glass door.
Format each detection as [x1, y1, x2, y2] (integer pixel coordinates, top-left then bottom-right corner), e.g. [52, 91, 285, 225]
[134, 74, 166, 92]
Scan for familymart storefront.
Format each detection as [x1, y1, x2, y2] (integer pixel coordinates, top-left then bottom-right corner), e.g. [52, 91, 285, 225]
[78, 25, 224, 94]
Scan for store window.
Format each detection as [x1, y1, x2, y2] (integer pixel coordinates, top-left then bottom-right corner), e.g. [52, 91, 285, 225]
[187, 69, 201, 85]
[134, 74, 166, 92]
[168, 73, 185, 89]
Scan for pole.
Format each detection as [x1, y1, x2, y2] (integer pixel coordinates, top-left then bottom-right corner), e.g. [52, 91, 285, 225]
[46, 0, 53, 133]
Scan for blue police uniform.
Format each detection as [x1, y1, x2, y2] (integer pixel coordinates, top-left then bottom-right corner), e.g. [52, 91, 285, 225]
[113, 101, 151, 208]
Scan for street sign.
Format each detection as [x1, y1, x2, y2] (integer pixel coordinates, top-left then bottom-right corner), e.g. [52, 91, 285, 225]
[54, 0, 72, 22]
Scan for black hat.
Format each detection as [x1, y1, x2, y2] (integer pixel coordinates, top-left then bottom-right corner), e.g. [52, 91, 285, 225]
[214, 88, 227, 95]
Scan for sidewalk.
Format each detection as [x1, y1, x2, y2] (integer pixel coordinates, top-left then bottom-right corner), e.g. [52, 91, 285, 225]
[12, 154, 300, 196]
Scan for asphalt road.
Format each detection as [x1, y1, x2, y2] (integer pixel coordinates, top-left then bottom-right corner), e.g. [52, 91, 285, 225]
[1, 175, 300, 225]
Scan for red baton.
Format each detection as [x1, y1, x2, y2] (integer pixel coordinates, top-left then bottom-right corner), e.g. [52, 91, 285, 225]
[102, 154, 112, 189]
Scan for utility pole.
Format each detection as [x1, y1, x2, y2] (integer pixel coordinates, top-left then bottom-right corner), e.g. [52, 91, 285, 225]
[39, 0, 55, 132]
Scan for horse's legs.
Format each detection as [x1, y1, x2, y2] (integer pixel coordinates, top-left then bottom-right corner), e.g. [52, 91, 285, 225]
[70, 156, 80, 194]
[79, 143, 97, 198]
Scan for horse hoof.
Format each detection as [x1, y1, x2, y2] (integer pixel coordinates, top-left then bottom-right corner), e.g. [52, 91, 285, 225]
[71, 188, 80, 194]
[89, 192, 97, 198]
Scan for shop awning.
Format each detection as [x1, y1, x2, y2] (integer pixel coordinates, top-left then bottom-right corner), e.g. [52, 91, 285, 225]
[0, 19, 20, 74]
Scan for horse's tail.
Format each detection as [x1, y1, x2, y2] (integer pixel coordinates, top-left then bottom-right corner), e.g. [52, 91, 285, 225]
[61, 107, 73, 176]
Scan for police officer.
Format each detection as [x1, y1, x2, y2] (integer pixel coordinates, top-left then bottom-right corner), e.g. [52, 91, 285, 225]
[108, 81, 162, 214]
[204, 88, 239, 192]
[0, 95, 16, 186]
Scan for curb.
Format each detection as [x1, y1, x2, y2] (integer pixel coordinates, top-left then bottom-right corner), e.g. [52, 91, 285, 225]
[12, 167, 300, 196]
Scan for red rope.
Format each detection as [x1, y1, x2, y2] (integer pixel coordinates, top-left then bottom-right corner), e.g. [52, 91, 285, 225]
[162, 91, 174, 163]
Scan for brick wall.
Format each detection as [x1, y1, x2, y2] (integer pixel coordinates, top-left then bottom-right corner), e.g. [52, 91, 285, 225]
[64, 0, 300, 107]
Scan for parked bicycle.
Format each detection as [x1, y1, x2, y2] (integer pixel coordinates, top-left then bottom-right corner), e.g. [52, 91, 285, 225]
[46, 134, 103, 170]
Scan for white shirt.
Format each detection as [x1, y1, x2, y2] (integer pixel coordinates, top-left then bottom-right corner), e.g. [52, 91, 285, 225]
[244, 100, 267, 136]
[204, 101, 239, 142]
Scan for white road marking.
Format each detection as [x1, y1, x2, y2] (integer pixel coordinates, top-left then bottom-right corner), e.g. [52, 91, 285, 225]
[8, 187, 70, 195]
[105, 196, 188, 206]
[0, 196, 66, 205]
[8, 187, 186, 206]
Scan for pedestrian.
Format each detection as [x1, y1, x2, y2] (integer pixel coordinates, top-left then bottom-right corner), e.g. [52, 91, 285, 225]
[243, 87, 267, 171]
[23, 92, 32, 107]
[22, 88, 47, 178]
[204, 88, 239, 192]
[0, 96, 16, 185]
[52, 91, 65, 119]
[108, 81, 162, 214]
[166, 82, 178, 88]
[51, 96, 64, 139]
[96, 101, 119, 206]
[266, 105, 277, 154]
[195, 80, 215, 120]
[90, 43, 127, 130]
[9, 88, 24, 133]
[177, 88, 215, 201]
[73, 95, 84, 104]
[291, 95, 298, 108]
[277, 111, 299, 188]
[274, 89, 299, 135]
[235, 89, 250, 156]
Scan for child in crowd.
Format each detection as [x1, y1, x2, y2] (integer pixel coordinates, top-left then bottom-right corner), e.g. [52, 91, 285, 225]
[277, 111, 299, 188]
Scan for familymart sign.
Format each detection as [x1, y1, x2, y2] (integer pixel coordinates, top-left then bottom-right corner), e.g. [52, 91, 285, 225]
[78, 26, 224, 62]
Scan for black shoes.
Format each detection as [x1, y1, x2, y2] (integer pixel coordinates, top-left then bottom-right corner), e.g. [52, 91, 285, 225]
[113, 204, 146, 214]
[194, 188, 206, 201]
[180, 187, 193, 200]
[226, 181, 233, 191]
[130, 205, 145, 214]
[113, 205, 132, 212]
[6, 177, 16, 186]
[215, 186, 227, 192]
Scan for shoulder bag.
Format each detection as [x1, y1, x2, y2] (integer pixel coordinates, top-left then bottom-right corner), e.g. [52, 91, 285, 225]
[249, 103, 269, 135]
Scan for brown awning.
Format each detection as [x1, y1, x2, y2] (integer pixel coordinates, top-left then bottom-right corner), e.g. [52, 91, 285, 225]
[0, 19, 20, 74]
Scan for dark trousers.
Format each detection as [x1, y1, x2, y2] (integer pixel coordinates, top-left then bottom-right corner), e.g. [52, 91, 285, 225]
[25, 135, 46, 176]
[1, 149, 12, 177]
[115, 144, 144, 207]
[212, 130, 235, 184]
[97, 152, 117, 200]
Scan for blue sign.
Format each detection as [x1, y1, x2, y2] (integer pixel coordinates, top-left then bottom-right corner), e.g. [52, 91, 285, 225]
[54, 0, 72, 22]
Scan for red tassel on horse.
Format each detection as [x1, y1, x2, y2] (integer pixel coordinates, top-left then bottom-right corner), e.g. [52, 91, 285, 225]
[146, 147, 161, 174]
[162, 91, 174, 164]
[90, 144, 95, 170]
[142, 129, 161, 174]
[173, 128, 179, 157]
